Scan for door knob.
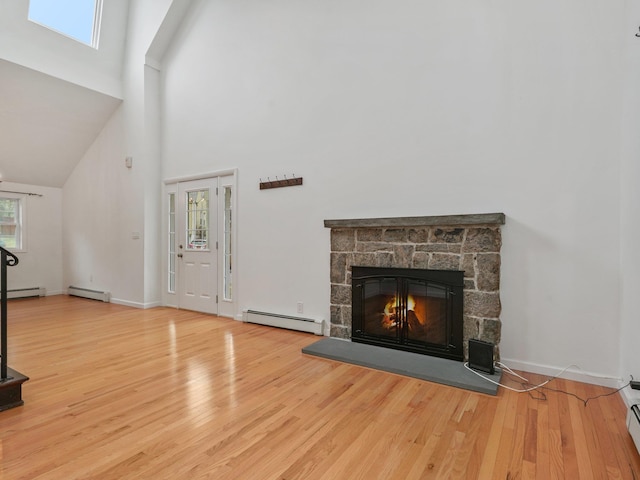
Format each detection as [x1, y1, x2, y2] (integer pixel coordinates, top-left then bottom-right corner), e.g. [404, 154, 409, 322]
[177, 253, 183, 258]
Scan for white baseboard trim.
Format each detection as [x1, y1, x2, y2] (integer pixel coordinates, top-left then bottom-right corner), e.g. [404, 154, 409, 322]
[46, 290, 66, 296]
[110, 298, 143, 308]
[110, 298, 161, 309]
[499, 357, 622, 389]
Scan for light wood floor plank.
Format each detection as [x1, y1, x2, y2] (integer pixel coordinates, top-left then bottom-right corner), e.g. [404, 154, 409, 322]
[0, 296, 639, 479]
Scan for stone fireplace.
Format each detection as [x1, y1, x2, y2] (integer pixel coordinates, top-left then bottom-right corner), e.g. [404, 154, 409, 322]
[325, 213, 505, 360]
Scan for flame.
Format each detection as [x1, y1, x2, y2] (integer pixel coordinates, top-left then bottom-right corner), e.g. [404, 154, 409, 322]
[381, 295, 417, 329]
[383, 295, 416, 315]
[407, 295, 416, 311]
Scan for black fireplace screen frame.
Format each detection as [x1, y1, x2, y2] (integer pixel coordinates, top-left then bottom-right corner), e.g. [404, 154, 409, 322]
[351, 266, 464, 362]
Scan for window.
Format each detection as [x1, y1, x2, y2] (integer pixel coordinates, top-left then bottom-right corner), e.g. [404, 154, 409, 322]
[0, 195, 25, 251]
[223, 186, 233, 301]
[186, 190, 209, 251]
[28, 0, 103, 48]
[168, 193, 176, 294]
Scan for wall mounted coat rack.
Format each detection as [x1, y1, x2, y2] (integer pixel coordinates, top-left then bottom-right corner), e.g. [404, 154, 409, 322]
[259, 175, 303, 190]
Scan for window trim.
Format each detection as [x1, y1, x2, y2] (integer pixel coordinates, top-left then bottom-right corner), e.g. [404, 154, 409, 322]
[27, 0, 103, 49]
[0, 193, 27, 253]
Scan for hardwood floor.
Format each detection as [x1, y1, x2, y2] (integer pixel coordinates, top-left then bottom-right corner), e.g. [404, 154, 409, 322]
[1, 295, 639, 479]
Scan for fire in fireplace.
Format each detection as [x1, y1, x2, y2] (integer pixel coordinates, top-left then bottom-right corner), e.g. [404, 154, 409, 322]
[351, 266, 464, 361]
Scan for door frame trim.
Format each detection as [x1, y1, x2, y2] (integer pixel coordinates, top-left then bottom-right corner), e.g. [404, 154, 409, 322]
[162, 168, 238, 319]
[164, 168, 237, 185]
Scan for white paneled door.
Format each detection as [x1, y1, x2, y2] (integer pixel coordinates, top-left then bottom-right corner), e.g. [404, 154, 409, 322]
[176, 178, 218, 314]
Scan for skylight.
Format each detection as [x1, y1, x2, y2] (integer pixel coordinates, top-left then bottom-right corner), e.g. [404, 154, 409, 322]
[28, 0, 102, 48]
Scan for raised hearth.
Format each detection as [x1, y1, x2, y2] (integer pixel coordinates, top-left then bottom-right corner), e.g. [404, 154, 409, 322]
[302, 338, 501, 395]
[325, 213, 505, 360]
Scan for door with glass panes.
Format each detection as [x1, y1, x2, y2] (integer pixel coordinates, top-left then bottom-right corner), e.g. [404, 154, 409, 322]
[176, 178, 218, 313]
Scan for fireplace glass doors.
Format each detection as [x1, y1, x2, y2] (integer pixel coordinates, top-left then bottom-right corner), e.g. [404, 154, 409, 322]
[351, 267, 464, 361]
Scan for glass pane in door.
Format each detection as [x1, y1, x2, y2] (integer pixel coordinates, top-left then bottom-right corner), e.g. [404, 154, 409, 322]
[223, 186, 232, 301]
[168, 193, 176, 293]
[186, 189, 209, 250]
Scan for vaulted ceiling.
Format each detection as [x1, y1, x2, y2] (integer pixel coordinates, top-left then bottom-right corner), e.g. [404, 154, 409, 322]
[0, 0, 129, 188]
[0, 59, 121, 187]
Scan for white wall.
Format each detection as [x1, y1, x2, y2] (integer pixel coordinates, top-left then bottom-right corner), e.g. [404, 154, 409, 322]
[61, 0, 174, 308]
[120, 0, 173, 307]
[619, 0, 640, 402]
[62, 106, 148, 305]
[158, 0, 633, 382]
[1, 182, 63, 295]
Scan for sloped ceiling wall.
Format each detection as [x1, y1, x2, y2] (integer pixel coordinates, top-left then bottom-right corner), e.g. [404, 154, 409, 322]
[0, 59, 121, 187]
[0, 0, 129, 187]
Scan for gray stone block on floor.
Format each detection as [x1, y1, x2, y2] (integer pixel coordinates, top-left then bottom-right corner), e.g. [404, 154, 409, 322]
[302, 338, 502, 395]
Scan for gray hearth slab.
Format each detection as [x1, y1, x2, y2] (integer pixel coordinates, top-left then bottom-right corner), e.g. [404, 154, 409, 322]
[302, 338, 501, 395]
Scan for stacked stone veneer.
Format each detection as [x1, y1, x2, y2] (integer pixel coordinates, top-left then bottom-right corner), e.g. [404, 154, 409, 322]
[325, 213, 505, 360]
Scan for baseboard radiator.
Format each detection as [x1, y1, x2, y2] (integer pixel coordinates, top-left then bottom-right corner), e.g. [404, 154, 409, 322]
[628, 405, 640, 454]
[68, 286, 111, 303]
[7, 287, 46, 299]
[244, 310, 324, 335]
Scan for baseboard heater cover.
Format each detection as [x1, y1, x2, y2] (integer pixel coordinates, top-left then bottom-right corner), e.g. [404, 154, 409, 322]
[627, 405, 640, 454]
[7, 287, 46, 299]
[68, 286, 111, 303]
[244, 310, 324, 335]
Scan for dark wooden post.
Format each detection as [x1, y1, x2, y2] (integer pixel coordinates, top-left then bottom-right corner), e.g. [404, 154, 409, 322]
[0, 246, 19, 380]
[0, 246, 27, 411]
[1, 248, 7, 380]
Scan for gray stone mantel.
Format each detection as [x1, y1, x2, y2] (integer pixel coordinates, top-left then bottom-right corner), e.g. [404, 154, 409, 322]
[324, 213, 505, 229]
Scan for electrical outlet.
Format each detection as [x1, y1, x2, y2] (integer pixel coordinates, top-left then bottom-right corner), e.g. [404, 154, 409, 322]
[297, 302, 303, 314]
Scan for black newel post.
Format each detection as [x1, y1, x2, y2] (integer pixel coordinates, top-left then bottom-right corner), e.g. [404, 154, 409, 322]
[0, 246, 28, 411]
[1, 249, 6, 380]
[0, 247, 17, 379]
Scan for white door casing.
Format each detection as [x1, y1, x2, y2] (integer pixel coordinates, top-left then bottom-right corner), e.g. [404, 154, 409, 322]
[164, 170, 237, 318]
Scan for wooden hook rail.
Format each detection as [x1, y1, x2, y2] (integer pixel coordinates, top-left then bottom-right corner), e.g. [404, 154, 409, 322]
[259, 176, 303, 190]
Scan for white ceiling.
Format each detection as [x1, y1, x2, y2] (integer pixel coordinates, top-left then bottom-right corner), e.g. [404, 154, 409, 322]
[0, 59, 121, 187]
[0, 0, 130, 188]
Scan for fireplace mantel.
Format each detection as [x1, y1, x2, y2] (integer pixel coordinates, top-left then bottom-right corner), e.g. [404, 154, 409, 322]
[325, 212, 505, 229]
[325, 212, 506, 361]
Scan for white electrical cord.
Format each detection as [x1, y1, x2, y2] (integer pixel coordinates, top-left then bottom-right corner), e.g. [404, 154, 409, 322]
[464, 361, 581, 393]
[496, 361, 528, 381]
